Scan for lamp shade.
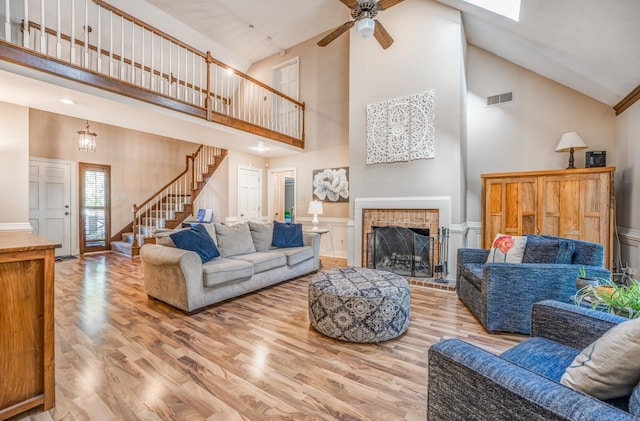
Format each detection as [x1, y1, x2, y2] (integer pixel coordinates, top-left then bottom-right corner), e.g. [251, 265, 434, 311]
[356, 17, 375, 38]
[308, 200, 324, 215]
[555, 132, 588, 152]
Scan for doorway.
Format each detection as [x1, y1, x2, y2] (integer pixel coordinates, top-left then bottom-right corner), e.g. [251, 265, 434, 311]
[272, 57, 299, 135]
[29, 158, 74, 256]
[268, 167, 296, 223]
[79, 163, 111, 253]
[237, 166, 262, 222]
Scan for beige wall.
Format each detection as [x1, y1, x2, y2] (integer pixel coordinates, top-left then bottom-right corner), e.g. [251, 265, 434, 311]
[466, 45, 617, 222]
[348, 0, 465, 222]
[0, 101, 30, 229]
[29, 109, 200, 236]
[247, 27, 350, 221]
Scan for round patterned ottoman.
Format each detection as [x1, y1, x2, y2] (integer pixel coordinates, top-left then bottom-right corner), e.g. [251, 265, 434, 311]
[308, 268, 410, 343]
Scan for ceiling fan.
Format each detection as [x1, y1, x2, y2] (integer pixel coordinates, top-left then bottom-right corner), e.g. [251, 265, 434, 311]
[317, 0, 404, 50]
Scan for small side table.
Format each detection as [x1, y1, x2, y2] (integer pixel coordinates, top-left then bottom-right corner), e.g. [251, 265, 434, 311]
[304, 228, 330, 267]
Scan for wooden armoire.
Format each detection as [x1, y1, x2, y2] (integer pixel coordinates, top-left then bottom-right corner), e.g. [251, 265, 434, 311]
[481, 167, 615, 269]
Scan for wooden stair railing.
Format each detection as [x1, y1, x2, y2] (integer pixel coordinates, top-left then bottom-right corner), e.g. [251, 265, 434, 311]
[0, 0, 304, 147]
[128, 145, 227, 255]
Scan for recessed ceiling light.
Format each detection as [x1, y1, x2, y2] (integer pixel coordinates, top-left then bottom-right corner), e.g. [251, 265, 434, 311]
[60, 98, 75, 105]
[251, 144, 268, 152]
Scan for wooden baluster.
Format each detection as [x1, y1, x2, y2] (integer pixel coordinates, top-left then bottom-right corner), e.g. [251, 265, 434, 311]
[120, 15, 124, 79]
[83, 0, 90, 67]
[56, 0, 62, 58]
[150, 33, 154, 90]
[70, 0, 76, 63]
[22, 0, 29, 48]
[97, 5, 102, 73]
[199, 55, 203, 107]
[4, 0, 10, 43]
[109, 11, 114, 77]
[130, 20, 135, 83]
[141, 27, 145, 87]
[39, 0, 46, 53]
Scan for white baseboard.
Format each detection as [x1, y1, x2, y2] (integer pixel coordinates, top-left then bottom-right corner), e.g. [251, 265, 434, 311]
[0, 222, 33, 232]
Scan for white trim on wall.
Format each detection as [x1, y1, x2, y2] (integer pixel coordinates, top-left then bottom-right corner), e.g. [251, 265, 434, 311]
[467, 221, 482, 249]
[618, 227, 640, 274]
[0, 222, 34, 232]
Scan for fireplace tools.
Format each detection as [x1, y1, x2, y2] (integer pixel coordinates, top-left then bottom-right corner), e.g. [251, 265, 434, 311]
[435, 227, 449, 283]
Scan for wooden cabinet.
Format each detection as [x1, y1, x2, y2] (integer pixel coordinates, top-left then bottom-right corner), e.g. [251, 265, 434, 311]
[481, 167, 615, 268]
[0, 232, 59, 420]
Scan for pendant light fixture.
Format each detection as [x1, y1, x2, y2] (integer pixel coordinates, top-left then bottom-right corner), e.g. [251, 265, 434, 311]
[78, 120, 97, 152]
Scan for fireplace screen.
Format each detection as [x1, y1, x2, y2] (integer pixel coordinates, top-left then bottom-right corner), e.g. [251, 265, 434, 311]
[366, 226, 433, 277]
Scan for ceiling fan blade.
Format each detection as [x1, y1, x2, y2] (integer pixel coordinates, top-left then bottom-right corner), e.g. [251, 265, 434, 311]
[339, 0, 359, 8]
[317, 21, 355, 47]
[373, 20, 394, 49]
[378, 0, 404, 10]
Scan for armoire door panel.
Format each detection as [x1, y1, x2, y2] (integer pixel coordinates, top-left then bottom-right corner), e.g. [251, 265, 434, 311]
[505, 183, 520, 230]
[584, 217, 601, 244]
[488, 184, 503, 214]
[584, 179, 601, 213]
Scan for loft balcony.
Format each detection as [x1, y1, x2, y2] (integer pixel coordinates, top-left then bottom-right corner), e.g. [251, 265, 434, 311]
[0, 0, 305, 149]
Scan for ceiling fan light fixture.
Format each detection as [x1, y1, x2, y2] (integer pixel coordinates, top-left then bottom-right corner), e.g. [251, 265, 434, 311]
[356, 17, 375, 37]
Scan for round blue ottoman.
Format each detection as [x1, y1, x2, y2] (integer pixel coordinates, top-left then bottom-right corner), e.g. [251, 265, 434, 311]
[308, 268, 411, 343]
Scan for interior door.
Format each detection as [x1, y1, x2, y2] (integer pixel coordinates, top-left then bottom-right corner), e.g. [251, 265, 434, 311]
[272, 57, 299, 134]
[268, 168, 296, 222]
[238, 166, 261, 222]
[29, 159, 72, 256]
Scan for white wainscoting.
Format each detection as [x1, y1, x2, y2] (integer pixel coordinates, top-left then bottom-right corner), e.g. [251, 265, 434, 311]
[466, 222, 482, 249]
[618, 227, 640, 274]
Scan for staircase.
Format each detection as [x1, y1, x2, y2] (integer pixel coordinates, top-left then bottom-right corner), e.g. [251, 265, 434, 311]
[111, 145, 227, 257]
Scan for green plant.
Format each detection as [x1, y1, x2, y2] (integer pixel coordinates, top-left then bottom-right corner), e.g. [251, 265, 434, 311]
[578, 266, 588, 279]
[575, 278, 640, 319]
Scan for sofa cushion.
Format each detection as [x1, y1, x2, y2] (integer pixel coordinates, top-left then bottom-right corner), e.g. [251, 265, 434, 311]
[230, 252, 286, 274]
[202, 257, 254, 287]
[272, 221, 304, 248]
[169, 224, 220, 263]
[268, 246, 313, 266]
[486, 234, 527, 263]
[630, 383, 640, 416]
[462, 263, 484, 290]
[248, 221, 274, 252]
[501, 337, 580, 382]
[214, 222, 256, 257]
[522, 235, 575, 264]
[561, 317, 640, 399]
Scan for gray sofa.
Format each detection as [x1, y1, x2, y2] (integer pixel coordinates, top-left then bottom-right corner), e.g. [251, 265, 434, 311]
[140, 221, 320, 314]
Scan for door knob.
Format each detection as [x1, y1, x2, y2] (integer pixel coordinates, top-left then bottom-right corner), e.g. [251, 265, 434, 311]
[65, 212, 70, 215]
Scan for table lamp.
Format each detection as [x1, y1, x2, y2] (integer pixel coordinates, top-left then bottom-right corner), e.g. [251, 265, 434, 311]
[555, 132, 588, 169]
[307, 200, 324, 231]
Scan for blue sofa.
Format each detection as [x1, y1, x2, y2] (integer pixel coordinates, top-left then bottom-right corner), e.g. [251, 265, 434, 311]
[428, 300, 640, 420]
[456, 234, 611, 334]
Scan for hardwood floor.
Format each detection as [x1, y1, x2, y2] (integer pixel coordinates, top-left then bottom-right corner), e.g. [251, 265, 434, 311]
[16, 253, 525, 421]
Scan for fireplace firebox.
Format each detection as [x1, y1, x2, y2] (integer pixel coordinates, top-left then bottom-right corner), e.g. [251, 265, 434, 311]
[365, 226, 433, 277]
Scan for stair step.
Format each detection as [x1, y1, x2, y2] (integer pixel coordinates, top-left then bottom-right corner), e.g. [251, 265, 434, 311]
[111, 240, 133, 256]
[121, 232, 146, 246]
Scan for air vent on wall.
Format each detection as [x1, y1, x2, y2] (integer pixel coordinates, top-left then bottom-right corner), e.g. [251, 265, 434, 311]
[486, 91, 514, 106]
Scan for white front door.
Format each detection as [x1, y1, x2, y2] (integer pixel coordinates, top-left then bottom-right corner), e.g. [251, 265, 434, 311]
[29, 159, 72, 256]
[238, 166, 262, 222]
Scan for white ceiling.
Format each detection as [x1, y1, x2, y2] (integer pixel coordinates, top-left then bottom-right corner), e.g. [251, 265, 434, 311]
[146, 0, 640, 107]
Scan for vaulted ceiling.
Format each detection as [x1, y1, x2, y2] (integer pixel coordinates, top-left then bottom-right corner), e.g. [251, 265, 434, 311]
[146, 0, 640, 107]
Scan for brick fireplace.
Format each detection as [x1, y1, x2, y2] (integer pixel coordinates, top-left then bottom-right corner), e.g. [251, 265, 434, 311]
[361, 208, 440, 267]
[352, 196, 454, 280]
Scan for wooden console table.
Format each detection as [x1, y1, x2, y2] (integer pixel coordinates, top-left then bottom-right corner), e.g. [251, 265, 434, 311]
[0, 232, 59, 420]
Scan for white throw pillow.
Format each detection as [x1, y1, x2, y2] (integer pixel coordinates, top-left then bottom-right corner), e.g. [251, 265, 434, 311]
[561, 317, 640, 399]
[486, 233, 527, 263]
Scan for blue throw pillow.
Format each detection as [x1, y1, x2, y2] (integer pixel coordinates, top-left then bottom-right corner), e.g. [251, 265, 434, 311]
[272, 221, 303, 248]
[169, 224, 220, 263]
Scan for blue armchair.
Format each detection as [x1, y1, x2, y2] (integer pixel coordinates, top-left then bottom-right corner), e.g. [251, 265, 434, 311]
[456, 234, 610, 334]
[428, 300, 639, 420]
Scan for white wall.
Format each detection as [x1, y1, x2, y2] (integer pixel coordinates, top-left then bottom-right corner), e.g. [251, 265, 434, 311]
[348, 0, 465, 223]
[0, 101, 29, 231]
[615, 100, 640, 271]
[465, 45, 617, 223]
